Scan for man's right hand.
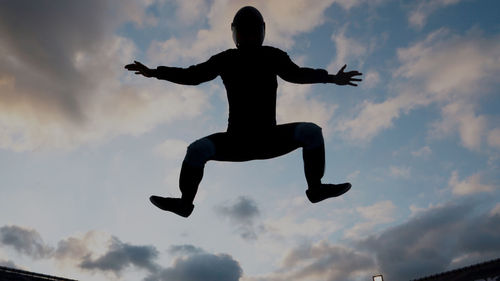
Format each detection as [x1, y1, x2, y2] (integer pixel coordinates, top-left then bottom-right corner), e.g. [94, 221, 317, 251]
[125, 61, 155, 78]
[328, 64, 362, 86]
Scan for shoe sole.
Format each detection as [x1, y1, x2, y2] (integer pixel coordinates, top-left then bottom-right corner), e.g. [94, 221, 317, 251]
[149, 196, 194, 218]
[306, 183, 351, 203]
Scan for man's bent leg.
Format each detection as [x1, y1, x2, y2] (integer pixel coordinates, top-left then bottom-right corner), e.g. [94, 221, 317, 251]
[180, 137, 216, 202]
[293, 122, 351, 203]
[294, 122, 325, 187]
[150, 137, 216, 217]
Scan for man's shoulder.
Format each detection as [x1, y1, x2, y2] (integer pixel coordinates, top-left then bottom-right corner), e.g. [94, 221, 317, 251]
[262, 45, 287, 55]
[209, 46, 289, 63]
[262, 46, 291, 63]
[215, 46, 287, 55]
[207, 48, 237, 63]
[214, 48, 237, 57]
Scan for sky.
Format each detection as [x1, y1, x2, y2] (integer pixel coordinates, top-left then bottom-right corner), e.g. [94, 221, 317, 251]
[0, 0, 499, 280]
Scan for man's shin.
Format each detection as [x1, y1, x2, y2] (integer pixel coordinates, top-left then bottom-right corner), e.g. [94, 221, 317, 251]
[303, 146, 325, 188]
[179, 161, 204, 203]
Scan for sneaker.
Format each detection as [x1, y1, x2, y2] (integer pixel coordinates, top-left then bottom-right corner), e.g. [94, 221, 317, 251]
[149, 196, 194, 218]
[305, 183, 351, 203]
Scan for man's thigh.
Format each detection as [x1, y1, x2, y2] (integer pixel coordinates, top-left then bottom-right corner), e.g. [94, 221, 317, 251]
[206, 123, 304, 162]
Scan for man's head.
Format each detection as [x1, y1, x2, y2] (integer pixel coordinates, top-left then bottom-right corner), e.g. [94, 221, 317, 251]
[231, 6, 265, 49]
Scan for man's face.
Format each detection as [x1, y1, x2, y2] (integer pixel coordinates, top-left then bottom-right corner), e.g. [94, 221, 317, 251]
[232, 23, 265, 49]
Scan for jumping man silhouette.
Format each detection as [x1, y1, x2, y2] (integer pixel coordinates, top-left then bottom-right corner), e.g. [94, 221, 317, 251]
[125, 6, 362, 217]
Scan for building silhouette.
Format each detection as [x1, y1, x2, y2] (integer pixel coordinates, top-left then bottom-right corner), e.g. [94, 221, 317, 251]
[1, 258, 499, 281]
[0, 266, 76, 281]
[412, 258, 500, 281]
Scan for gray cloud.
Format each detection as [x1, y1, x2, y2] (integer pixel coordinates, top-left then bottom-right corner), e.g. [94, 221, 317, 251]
[215, 196, 262, 240]
[0, 0, 207, 151]
[168, 244, 205, 256]
[146, 253, 242, 281]
[279, 241, 375, 281]
[358, 201, 500, 280]
[54, 236, 90, 261]
[0, 225, 53, 259]
[249, 200, 500, 281]
[3, 198, 500, 281]
[0, 226, 244, 280]
[216, 196, 260, 223]
[79, 237, 159, 276]
[457, 214, 500, 254]
[0, 0, 139, 121]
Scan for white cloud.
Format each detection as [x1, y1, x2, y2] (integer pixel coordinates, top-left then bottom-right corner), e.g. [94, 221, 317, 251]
[149, 0, 384, 65]
[361, 70, 380, 89]
[54, 230, 112, 267]
[276, 83, 336, 135]
[335, 90, 429, 142]
[262, 0, 336, 48]
[335, 0, 386, 11]
[389, 166, 411, 179]
[336, 29, 500, 147]
[411, 146, 432, 157]
[327, 25, 368, 72]
[408, 202, 446, 217]
[149, 0, 338, 65]
[430, 101, 487, 150]
[345, 200, 396, 238]
[448, 171, 495, 196]
[395, 28, 500, 99]
[357, 200, 396, 222]
[408, 0, 462, 29]
[172, 0, 210, 25]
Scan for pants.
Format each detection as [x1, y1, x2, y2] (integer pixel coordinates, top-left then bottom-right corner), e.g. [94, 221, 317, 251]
[179, 122, 325, 203]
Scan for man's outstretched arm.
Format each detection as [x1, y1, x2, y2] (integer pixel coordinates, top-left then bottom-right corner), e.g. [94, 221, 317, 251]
[279, 63, 362, 86]
[125, 59, 219, 85]
[277, 51, 362, 86]
[327, 64, 363, 86]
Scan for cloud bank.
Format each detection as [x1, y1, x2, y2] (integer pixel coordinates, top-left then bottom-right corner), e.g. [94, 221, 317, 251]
[0, 227, 242, 281]
[2, 198, 500, 281]
[0, 0, 208, 151]
[244, 200, 500, 281]
[0, 0, 389, 151]
[336, 28, 500, 149]
[0, 225, 53, 259]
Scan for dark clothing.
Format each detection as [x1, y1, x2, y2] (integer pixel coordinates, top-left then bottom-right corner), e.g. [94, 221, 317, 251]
[156, 46, 329, 133]
[153, 46, 330, 204]
[205, 122, 302, 162]
[180, 122, 325, 203]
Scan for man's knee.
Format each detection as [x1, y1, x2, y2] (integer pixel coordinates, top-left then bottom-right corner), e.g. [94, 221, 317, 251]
[184, 138, 216, 167]
[294, 122, 324, 149]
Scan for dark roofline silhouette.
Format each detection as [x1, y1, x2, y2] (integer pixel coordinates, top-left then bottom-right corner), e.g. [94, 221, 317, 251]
[411, 257, 500, 281]
[0, 265, 77, 281]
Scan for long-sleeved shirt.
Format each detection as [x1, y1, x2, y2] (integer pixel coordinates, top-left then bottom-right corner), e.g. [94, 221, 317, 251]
[155, 46, 329, 133]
